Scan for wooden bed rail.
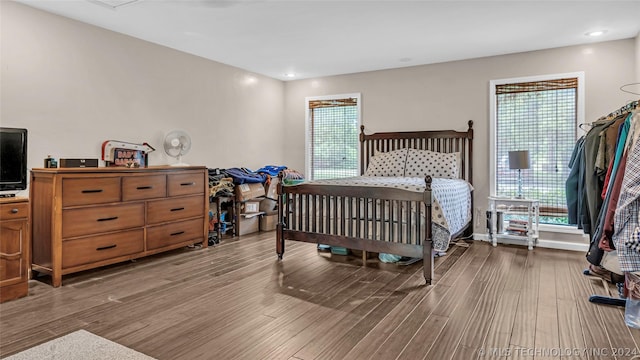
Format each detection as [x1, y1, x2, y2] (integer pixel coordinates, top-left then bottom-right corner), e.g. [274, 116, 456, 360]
[276, 175, 434, 284]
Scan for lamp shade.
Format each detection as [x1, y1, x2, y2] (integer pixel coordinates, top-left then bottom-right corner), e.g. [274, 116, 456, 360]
[508, 150, 530, 170]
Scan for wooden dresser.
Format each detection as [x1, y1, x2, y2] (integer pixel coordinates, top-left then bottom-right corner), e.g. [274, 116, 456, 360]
[0, 197, 30, 302]
[30, 166, 208, 287]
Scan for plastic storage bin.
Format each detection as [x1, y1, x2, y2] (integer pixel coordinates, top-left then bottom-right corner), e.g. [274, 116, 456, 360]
[625, 272, 640, 329]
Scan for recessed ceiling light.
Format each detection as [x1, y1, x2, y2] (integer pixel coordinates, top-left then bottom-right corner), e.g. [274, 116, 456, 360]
[87, 0, 143, 9]
[585, 30, 606, 37]
[284, 73, 296, 78]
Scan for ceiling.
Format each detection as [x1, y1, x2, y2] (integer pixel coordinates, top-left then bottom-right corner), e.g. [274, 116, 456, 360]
[17, 0, 640, 81]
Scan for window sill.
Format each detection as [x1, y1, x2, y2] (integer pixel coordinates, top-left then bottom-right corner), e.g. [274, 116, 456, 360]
[538, 224, 586, 235]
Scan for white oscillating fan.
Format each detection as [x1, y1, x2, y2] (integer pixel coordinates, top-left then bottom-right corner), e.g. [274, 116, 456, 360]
[163, 130, 192, 166]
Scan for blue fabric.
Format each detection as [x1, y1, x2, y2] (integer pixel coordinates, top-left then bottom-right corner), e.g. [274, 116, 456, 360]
[225, 167, 267, 184]
[256, 165, 287, 176]
[378, 253, 402, 263]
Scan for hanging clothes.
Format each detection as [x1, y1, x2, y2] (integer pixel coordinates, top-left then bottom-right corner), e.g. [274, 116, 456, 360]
[601, 118, 629, 198]
[582, 103, 639, 311]
[582, 118, 622, 237]
[614, 111, 640, 272]
[579, 114, 628, 265]
[600, 152, 628, 251]
[566, 136, 586, 227]
[593, 114, 633, 251]
[583, 122, 607, 235]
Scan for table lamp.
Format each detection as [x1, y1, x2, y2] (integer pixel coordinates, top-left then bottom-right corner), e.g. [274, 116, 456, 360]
[509, 150, 530, 199]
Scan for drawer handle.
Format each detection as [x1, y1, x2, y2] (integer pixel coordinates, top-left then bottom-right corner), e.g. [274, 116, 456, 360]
[10, 208, 19, 214]
[96, 244, 117, 251]
[137, 186, 153, 190]
[170, 207, 185, 212]
[170, 231, 185, 236]
[180, 182, 195, 186]
[82, 189, 103, 194]
[97, 216, 118, 222]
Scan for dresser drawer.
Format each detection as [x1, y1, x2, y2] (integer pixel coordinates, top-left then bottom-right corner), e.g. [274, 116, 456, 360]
[62, 203, 145, 238]
[147, 218, 204, 250]
[167, 172, 204, 197]
[0, 202, 28, 221]
[0, 220, 26, 285]
[62, 229, 144, 269]
[122, 175, 167, 201]
[62, 177, 121, 207]
[147, 195, 205, 224]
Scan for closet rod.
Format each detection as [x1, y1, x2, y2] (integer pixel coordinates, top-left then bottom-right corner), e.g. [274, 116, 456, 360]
[620, 82, 640, 96]
[594, 99, 639, 123]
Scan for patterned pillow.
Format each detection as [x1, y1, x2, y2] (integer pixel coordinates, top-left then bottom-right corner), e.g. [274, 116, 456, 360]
[405, 149, 459, 179]
[364, 148, 408, 176]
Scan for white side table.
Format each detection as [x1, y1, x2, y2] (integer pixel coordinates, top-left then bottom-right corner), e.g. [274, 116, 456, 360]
[488, 196, 540, 250]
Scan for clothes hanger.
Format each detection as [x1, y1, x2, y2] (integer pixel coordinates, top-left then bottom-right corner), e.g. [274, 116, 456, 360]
[578, 123, 591, 132]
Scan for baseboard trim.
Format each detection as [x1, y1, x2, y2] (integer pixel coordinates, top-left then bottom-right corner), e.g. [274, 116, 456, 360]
[472, 233, 589, 252]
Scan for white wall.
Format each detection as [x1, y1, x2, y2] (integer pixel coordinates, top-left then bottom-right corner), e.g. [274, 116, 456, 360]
[283, 39, 636, 237]
[1, 1, 285, 197]
[636, 33, 640, 82]
[3, 1, 637, 243]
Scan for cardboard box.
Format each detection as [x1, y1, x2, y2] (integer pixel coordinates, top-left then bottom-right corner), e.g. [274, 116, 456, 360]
[244, 201, 261, 214]
[260, 213, 278, 231]
[236, 182, 266, 202]
[264, 177, 280, 200]
[238, 213, 260, 236]
[259, 198, 278, 213]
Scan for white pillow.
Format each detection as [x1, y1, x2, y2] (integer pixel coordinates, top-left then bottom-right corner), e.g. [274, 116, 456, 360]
[364, 148, 408, 176]
[404, 149, 459, 179]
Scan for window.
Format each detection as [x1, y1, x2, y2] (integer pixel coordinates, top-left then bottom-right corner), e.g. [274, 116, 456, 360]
[490, 73, 584, 225]
[305, 94, 361, 180]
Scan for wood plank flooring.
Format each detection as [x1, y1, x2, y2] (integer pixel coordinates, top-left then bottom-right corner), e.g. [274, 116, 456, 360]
[1, 232, 640, 359]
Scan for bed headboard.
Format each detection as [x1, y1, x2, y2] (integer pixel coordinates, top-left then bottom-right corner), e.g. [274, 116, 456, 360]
[359, 120, 474, 185]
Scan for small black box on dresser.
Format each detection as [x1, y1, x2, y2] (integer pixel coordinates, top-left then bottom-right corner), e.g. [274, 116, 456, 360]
[59, 158, 98, 168]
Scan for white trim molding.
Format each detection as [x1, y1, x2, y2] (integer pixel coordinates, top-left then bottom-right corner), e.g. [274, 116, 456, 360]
[488, 72, 585, 197]
[304, 93, 362, 179]
[473, 233, 589, 252]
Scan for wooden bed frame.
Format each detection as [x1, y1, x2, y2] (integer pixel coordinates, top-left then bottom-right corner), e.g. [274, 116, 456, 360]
[276, 120, 474, 284]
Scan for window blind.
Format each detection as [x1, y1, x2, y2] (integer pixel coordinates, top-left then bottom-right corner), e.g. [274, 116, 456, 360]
[495, 78, 577, 223]
[308, 97, 359, 180]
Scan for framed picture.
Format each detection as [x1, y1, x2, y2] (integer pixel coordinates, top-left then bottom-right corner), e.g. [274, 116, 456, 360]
[111, 148, 146, 167]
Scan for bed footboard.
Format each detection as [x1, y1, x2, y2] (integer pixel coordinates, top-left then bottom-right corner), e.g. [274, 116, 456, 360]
[276, 176, 434, 284]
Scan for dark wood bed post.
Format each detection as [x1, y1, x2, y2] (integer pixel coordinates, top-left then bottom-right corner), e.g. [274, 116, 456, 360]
[423, 175, 434, 285]
[359, 125, 368, 265]
[276, 172, 285, 260]
[467, 120, 474, 185]
[359, 125, 366, 175]
[466, 120, 475, 239]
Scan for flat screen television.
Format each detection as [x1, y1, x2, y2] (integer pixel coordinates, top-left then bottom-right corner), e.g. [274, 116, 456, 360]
[0, 127, 28, 193]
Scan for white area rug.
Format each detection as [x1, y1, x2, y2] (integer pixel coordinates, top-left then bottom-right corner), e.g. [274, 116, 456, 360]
[5, 329, 156, 360]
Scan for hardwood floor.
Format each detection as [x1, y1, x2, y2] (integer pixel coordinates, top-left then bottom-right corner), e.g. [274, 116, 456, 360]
[1, 232, 639, 359]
